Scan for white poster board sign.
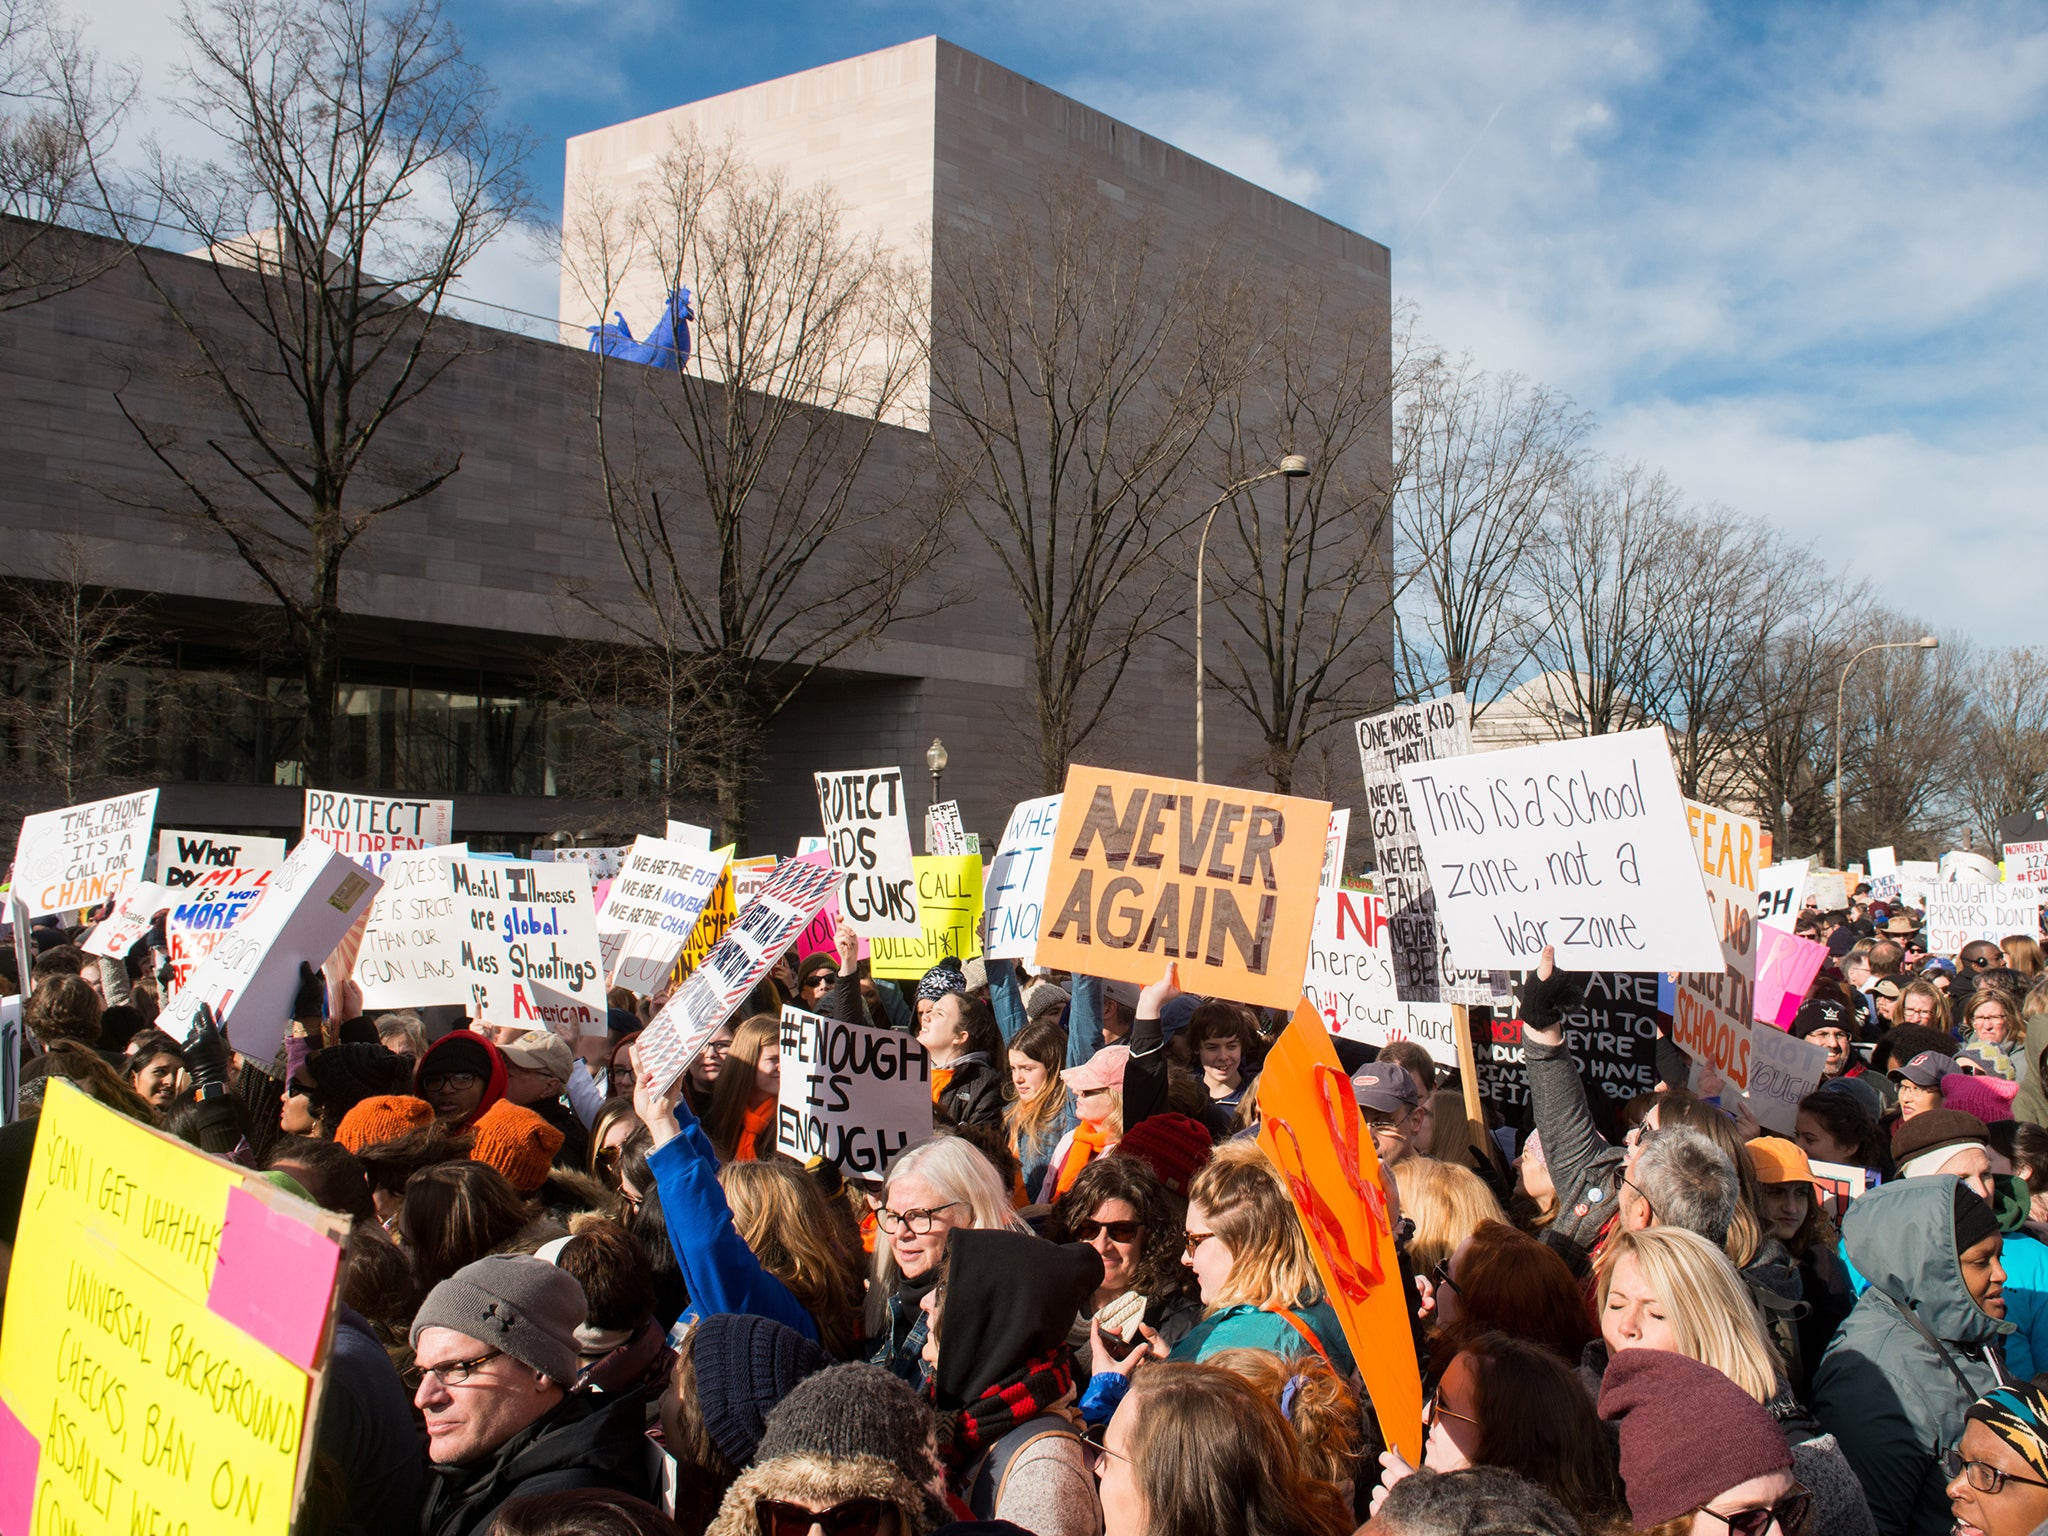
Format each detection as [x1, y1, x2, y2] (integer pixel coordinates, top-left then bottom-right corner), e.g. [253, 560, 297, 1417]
[1356, 693, 1476, 1003]
[1396, 728, 1721, 972]
[925, 801, 968, 857]
[535, 844, 632, 880]
[596, 837, 730, 995]
[1755, 860, 1810, 933]
[1744, 1021, 1828, 1136]
[815, 768, 919, 938]
[1923, 884, 2042, 954]
[666, 820, 714, 852]
[354, 844, 470, 1008]
[302, 790, 453, 876]
[165, 868, 273, 995]
[449, 859, 607, 1041]
[1868, 847, 1898, 878]
[1300, 886, 1460, 1065]
[775, 1004, 933, 1175]
[81, 881, 173, 960]
[9, 789, 159, 918]
[984, 794, 1062, 960]
[2005, 842, 2048, 887]
[1321, 808, 1351, 890]
[154, 829, 286, 890]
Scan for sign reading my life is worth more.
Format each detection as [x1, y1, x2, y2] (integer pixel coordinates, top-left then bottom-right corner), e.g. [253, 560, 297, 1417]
[1395, 727, 1724, 974]
[1034, 767, 1331, 1010]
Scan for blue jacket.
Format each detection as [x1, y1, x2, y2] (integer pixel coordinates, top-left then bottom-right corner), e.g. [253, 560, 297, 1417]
[1168, 1299, 1357, 1378]
[988, 959, 1106, 1195]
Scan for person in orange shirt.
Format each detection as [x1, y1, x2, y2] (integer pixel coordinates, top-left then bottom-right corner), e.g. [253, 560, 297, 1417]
[702, 1013, 783, 1161]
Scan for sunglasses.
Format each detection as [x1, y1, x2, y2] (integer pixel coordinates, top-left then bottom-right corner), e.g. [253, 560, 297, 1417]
[1697, 1487, 1811, 1536]
[1429, 1257, 1462, 1296]
[805, 972, 841, 988]
[1074, 1219, 1143, 1244]
[755, 1499, 893, 1536]
[1423, 1385, 1479, 1432]
[1183, 1229, 1216, 1256]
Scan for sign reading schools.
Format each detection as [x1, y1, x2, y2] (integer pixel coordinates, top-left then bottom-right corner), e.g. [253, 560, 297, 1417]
[776, 1005, 933, 1174]
[1036, 766, 1330, 1010]
[1396, 728, 1722, 973]
[815, 768, 920, 939]
[1669, 798, 1764, 1093]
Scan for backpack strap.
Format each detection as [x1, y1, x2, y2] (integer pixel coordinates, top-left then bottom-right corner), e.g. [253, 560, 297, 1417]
[1270, 1306, 1334, 1367]
[1872, 1288, 1985, 1399]
[967, 1412, 1082, 1520]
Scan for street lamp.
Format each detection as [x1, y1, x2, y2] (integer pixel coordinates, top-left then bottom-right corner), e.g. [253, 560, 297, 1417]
[926, 737, 948, 803]
[1834, 635, 1937, 868]
[1195, 454, 1311, 782]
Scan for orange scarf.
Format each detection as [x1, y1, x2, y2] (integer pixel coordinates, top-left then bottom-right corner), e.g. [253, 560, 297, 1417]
[1051, 1121, 1115, 1199]
[733, 1096, 777, 1162]
[931, 1066, 956, 1104]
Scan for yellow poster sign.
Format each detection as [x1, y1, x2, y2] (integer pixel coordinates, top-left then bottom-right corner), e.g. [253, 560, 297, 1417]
[869, 856, 985, 980]
[673, 844, 740, 984]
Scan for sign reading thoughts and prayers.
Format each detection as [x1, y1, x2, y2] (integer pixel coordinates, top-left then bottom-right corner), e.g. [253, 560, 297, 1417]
[353, 845, 470, 1009]
[1035, 766, 1331, 1010]
[815, 768, 920, 938]
[300, 790, 452, 876]
[1397, 728, 1722, 973]
[1355, 694, 1474, 1003]
[1301, 887, 1461, 1066]
[869, 856, 984, 980]
[9, 788, 159, 917]
[1924, 884, 2043, 954]
[155, 829, 287, 890]
[448, 859, 606, 1041]
[596, 837, 730, 995]
[775, 1004, 933, 1174]
[984, 794, 1062, 960]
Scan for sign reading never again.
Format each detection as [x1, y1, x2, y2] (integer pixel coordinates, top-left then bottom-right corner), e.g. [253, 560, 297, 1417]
[1034, 767, 1330, 1010]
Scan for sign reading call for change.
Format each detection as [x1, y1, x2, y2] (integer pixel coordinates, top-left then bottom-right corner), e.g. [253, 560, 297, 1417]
[1034, 767, 1330, 1010]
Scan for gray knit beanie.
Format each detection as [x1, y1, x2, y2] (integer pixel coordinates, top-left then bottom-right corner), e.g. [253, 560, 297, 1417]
[411, 1254, 586, 1386]
[753, 1362, 937, 1477]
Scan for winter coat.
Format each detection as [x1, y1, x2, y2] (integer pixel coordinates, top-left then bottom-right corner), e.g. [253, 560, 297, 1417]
[1811, 1177, 2014, 1536]
[1523, 1031, 1627, 1267]
[1169, 1299, 1357, 1378]
[317, 1307, 427, 1535]
[1993, 1228, 2048, 1379]
[419, 1386, 659, 1536]
[2011, 1003, 2048, 1127]
[937, 1051, 1006, 1129]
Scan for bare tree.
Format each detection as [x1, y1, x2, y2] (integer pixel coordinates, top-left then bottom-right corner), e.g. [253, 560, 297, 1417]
[1957, 646, 2048, 848]
[930, 177, 1253, 791]
[1393, 355, 1589, 714]
[1837, 617, 1974, 858]
[561, 133, 947, 844]
[112, 0, 530, 785]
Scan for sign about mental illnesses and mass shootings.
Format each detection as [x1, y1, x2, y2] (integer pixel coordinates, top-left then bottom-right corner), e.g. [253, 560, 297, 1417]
[776, 1005, 933, 1175]
[1397, 728, 1723, 974]
[1035, 766, 1330, 1010]
[155, 829, 287, 889]
[9, 788, 159, 918]
[300, 790, 452, 875]
[985, 794, 1062, 960]
[815, 768, 920, 938]
[1670, 799, 1765, 1093]
[1301, 887, 1461, 1067]
[448, 859, 606, 1042]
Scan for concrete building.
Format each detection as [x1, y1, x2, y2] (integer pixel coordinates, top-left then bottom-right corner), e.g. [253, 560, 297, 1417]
[0, 39, 1392, 855]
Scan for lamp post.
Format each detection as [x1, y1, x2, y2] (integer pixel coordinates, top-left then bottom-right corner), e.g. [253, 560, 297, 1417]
[1195, 454, 1311, 782]
[926, 737, 948, 804]
[1834, 635, 1937, 868]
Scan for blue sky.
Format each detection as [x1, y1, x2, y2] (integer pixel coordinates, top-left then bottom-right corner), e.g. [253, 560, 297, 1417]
[88, 0, 2048, 644]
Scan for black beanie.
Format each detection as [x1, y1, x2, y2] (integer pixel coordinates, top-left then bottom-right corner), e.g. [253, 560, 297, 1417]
[755, 1362, 938, 1479]
[307, 1043, 414, 1123]
[1955, 1182, 2002, 1256]
[693, 1312, 831, 1467]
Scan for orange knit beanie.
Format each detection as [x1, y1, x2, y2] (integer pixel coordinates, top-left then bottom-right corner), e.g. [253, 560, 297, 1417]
[468, 1100, 564, 1193]
[335, 1094, 436, 1154]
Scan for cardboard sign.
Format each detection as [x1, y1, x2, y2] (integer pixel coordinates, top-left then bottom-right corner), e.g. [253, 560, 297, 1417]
[1477, 972, 1663, 1113]
[1301, 887, 1460, 1066]
[80, 879, 172, 960]
[1397, 728, 1721, 973]
[156, 839, 381, 1064]
[1756, 860, 1810, 933]
[1356, 693, 1477, 1004]
[925, 800, 968, 857]
[596, 837, 730, 995]
[636, 857, 840, 1094]
[984, 794, 1062, 960]
[1806, 870, 1849, 910]
[8, 788, 159, 918]
[2005, 842, 2048, 886]
[731, 855, 778, 910]
[300, 790, 453, 876]
[1670, 799, 1764, 1092]
[448, 859, 606, 1041]
[1035, 766, 1331, 1010]
[1256, 1001, 1422, 1463]
[1755, 925, 1830, 1027]
[353, 844, 470, 1008]
[1321, 807, 1351, 890]
[155, 829, 287, 890]
[775, 1004, 933, 1174]
[535, 844, 632, 880]
[1745, 1021, 1827, 1135]
[1924, 883, 2043, 954]
[0, 1080, 345, 1536]
[869, 855, 984, 981]
[1810, 1159, 1874, 1223]
[166, 868, 273, 995]
[815, 768, 920, 938]
[667, 820, 714, 851]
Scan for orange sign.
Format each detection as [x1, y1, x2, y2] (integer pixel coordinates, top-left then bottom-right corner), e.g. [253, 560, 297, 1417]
[1258, 998, 1424, 1463]
[1034, 766, 1330, 1009]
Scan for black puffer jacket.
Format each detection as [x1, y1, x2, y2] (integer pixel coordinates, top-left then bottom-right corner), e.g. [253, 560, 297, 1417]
[936, 1051, 1005, 1129]
[420, 1387, 657, 1536]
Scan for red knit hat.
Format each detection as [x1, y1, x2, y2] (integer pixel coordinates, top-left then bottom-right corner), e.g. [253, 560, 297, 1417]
[1113, 1113, 1214, 1197]
[1598, 1349, 1790, 1528]
[468, 1100, 564, 1194]
[335, 1094, 436, 1154]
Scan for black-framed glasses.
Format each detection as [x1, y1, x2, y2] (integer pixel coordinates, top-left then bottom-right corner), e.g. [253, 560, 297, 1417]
[1696, 1486, 1811, 1536]
[421, 1070, 482, 1092]
[755, 1497, 894, 1536]
[1944, 1446, 2048, 1495]
[1183, 1229, 1216, 1256]
[405, 1347, 503, 1389]
[1430, 1257, 1462, 1296]
[1075, 1219, 1143, 1244]
[875, 1201, 960, 1235]
[1621, 1175, 1660, 1225]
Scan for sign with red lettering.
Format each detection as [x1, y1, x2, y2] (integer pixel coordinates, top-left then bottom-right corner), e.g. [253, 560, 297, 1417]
[8, 789, 159, 918]
[1301, 887, 1460, 1065]
[448, 859, 606, 1042]
[300, 790, 452, 876]
[1670, 798, 1763, 1092]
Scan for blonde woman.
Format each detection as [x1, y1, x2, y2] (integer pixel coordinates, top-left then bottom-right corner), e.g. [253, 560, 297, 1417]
[1963, 986, 2028, 1081]
[1207, 1347, 1363, 1503]
[2002, 935, 2045, 981]
[1399, 1155, 1508, 1283]
[722, 1160, 864, 1358]
[1595, 1227, 1876, 1536]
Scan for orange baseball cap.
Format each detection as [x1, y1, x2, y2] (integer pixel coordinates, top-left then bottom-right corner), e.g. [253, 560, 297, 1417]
[1745, 1135, 1814, 1185]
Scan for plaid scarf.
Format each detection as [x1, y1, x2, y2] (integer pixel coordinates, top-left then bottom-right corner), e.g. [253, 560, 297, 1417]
[938, 1342, 1076, 1487]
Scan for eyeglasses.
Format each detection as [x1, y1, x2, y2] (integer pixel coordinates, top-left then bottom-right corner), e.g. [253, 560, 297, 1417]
[1183, 1229, 1216, 1256]
[1621, 1175, 1660, 1225]
[755, 1497, 894, 1536]
[405, 1348, 503, 1389]
[421, 1070, 482, 1092]
[700, 1038, 734, 1058]
[1423, 1386, 1480, 1432]
[1696, 1487, 1812, 1536]
[1075, 1219, 1143, 1244]
[1429, 1257, 1462, 1296]
[1944, 1447, 2048, 1495]
[875, 1201, 960, 1235]
[1080, 1422, 1126, 1475]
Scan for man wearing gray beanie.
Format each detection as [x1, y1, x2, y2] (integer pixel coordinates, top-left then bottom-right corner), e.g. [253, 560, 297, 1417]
[411, 1255, 661, 1536]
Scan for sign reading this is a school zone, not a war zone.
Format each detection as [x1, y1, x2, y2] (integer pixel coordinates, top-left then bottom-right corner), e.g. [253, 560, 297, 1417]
[1034, 767, 1331, 1010]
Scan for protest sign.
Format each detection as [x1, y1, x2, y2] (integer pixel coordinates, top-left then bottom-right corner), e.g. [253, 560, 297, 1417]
[1924, 883, 2043, 953]
[353, 844, 470, 1008]
[154, 829, 286, 890]
[795, 835, 828, 857]
[984, 794, 1062, 960]
[731, 856, 778, 910]
[1301, 887, 1460, 1066]
[925, 800, 968, 857]
[791, 851, 859, 963]
[535, 844, 632, 880]
[449, 859, 607, 1041]
[1806, 870, 1849, 910]
[1868, 847, 1897, 878]
[775, 1004, 933, 1174]
[1035, 766, 1330, 1010]
[1321, 807, 1351, 890]
[1669, 799, 1764, 1092]
[1397, 728, 1721, 973]
[1755, 860, 1810, 932]
[9, 788, 159, 917]
[1257, 1000, 1423, 1463]
[1941, 849, 2004, 888]
[2006, 842, 2048, 886]
[1755, 924, 1830, 1027]
[1355, 693, 1475, 1003]
[596, 837, 729, 995]
[300, 790, 452, 876]
[0, 1078, 346, 1536]
[165, 868, 273, 994]
[1810, 1159, 1874, 1223]
[674, 847, 740, 981]
[636, 857, 840, 1094]
[80, 879, 172, 960]
[666, 820, 714, 851]
[1475, 972, 1662, 1114]
[815, 768, 920, 938]
[156, 839, 380, 1064]
[1745, 1021, 1827, 1135]
[870, 855, 984, 980]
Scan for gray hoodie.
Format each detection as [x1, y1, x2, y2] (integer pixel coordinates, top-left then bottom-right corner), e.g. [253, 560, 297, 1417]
[1811, 1177, 2013, 1536]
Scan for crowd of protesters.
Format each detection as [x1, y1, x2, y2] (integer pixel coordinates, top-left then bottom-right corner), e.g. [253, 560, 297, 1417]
[6, 877, 2048, 1536]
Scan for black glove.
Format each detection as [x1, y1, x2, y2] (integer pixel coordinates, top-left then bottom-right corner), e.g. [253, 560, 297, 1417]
[292, 960, 324, 1023]
[186, 1004, 232, 1099]
[1515, 965, 1585, 1034]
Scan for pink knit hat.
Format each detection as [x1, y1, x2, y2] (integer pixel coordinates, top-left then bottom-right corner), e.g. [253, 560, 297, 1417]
[1943, 1071, 2020, 1125]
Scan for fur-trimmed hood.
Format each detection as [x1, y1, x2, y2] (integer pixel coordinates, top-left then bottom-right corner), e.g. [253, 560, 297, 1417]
[705, 1453, 939, 1536]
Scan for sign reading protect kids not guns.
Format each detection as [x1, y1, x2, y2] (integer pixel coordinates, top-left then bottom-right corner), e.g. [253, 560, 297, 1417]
[1257, 1001, 1423, 1464]
[0, 1079, 347, 1536]
[814, 768, 920, 939]
[1035, 767, 1330, 1010]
